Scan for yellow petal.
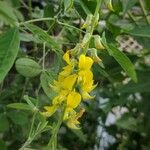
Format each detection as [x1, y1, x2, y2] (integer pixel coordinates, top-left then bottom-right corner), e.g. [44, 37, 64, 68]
[62, 74, 77, 91]
[67, 91, 81, 108]
[79, 54, 93, 70]
[63, 51, 72, 65]
[41, 105, 57, 117]
[82, 91, 94, 100]
[59, 65, 73, 77]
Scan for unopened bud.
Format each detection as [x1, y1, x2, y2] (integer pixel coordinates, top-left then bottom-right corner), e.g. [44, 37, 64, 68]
[89, 48, 102, 63]
[81, 14, 93, 29]
[105, 0, 114, 12]
[94, 35, 105, 50]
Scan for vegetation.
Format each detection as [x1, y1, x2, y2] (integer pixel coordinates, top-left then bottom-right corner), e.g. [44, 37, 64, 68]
[0, 0, 150, 149]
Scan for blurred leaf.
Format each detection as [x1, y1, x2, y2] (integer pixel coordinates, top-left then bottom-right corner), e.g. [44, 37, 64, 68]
[121, 0, 137, 15]
[20, 33, 36, 42]
[44, 4, 55, 18]
[117, 70, 150, 93]
[64, 0, 74, 11]
[71, 129, 87, 143]
[0, 140, 7, 150]
[116, 113, 141, 132]
[0, 27, 20, 83]
[7, 103, 32, 111]
[125, 25, 150, 38]
[7, 111, 28, 125]
[102, 34, 137, 82]
[24, 24, 61, 53]
[0, 1, 18, 25]
[74, 0, 97, 18]
[15, 58, 42, 77]
[0, 114, 9, 132]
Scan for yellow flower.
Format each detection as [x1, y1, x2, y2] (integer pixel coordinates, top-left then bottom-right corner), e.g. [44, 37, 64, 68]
[77, 55, 96, 100]
[67, 91, 81, 109]
[41, 105, 57, 117]
[66, 108, 85, 129]
[79, 54, 93, 70]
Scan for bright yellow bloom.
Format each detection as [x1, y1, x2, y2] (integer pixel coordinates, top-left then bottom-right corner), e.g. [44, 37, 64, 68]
[67, 91, 81, 109]
[42, 52, 96, 129]
[79, 54, 93, 70]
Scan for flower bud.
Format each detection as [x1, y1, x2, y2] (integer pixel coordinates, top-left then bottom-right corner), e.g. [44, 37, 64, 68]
[81, 14, 93, 29]
[94, 35, 105, 50]
[105, 0, 114, 12]
[89, 48, 102, 63]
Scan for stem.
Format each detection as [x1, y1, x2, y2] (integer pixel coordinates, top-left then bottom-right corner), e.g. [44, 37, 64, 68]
[46, 106, 65, 150]
[139, 0, 150, 24]
[19, 18, 85, 33]
[42, 42, 46, 71]
[83, 0, 102, 53]
[28, 0, 32, 18]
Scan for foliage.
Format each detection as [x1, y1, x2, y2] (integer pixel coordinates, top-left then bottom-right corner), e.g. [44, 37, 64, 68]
[0, 0, 150, 150]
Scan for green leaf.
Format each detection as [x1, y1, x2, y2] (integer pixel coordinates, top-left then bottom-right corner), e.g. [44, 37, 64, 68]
[24, 24, 61, 53]
[15, 58, 42, 77]
[125, 25, 150, 38]
[74, 0, 97, 18]
[64, 0, 74, 11]
[0, 114, 9, 132]
[7, 103, 32, 111]
[7, 111, 28, 125]
[121, 0, 137, 15]
[0, 27, 20, 83]
[40, 71, 56, 98]
[102, 34, 137, 82]
[116, 113, 142, 132]
[117, 70, 150, 93]
[0, 140, 7, 150]
[0, 1, 18, 25]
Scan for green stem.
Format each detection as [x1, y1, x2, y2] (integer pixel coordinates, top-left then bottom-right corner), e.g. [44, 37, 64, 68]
[19, 17, 85, 33]
[46, 106, 65, 150]
[28, 0, 32, 18]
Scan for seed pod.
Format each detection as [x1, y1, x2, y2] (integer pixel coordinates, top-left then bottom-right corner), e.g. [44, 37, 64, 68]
[94, 35, 105, 50]
[82, 33, 92, 47]
[81, 14, 93, 29]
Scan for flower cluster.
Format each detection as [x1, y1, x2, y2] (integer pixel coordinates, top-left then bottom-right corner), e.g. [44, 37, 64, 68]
[42, 51, 96, 129]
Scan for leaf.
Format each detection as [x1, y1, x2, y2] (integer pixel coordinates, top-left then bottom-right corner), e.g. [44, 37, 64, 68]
[121, 0, 137, 15]
[116, 70, 150, 93]
[24, 24, 61, 53]
[71, 129, 87, 142]
[0, 114, 9, 132]
[125, 25, 150, 38]
[0, 27, 20, 83]
[74, 0, 97, 18]
[102, 34, 137, 82]
[15, 58, 42, 77]
[7, 111, 28, 125]
[116, 113, 142, 132]
[0, 140, 7, 150]
[0, 1, 18, 25]
[7, 103, 32, 111]
[40, 71, 57, 98]
[64, 0, 74, 11]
